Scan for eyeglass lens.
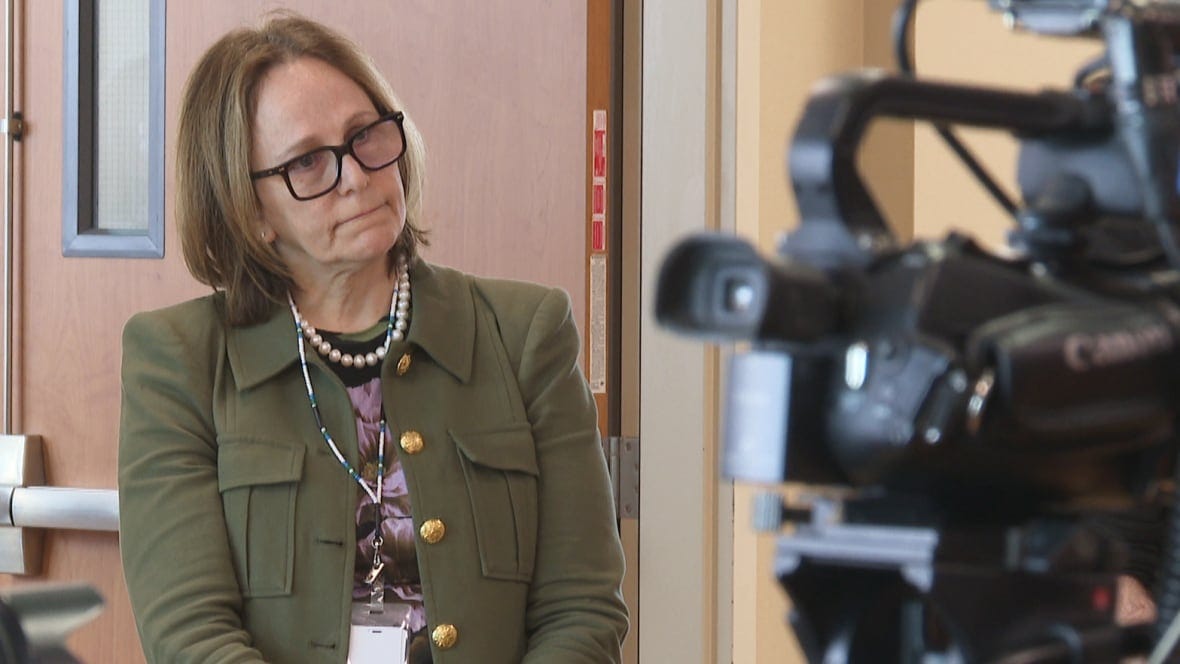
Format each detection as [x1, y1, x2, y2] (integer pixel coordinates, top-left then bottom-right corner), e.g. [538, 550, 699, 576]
[287, 117, 404, 199]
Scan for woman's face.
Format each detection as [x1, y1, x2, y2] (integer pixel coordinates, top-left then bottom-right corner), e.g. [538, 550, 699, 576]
[251, 56, 406, 286]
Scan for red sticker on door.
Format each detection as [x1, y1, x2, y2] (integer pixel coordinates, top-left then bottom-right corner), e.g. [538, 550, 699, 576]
[593, 110, 607, 178]
[591, 110, 607, 254]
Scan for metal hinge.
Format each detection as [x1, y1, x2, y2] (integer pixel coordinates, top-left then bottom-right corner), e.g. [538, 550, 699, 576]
[607, 436, 639, 520]
[1, 112, 24, 141]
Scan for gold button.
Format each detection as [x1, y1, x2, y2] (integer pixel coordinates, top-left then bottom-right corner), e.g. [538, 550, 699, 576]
[400, 430, 424, 455]
[419, 518, 446, 544]
[431, 623, 458, 649]
[396, 352, 412, 376]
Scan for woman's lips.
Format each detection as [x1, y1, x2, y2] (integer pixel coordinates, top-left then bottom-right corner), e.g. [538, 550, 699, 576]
[339, 204, 383, 225]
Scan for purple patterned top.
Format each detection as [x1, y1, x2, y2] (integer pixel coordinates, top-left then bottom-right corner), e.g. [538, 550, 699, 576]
[347, 377, 427, 633]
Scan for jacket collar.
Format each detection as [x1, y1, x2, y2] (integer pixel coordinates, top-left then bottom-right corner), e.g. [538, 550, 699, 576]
[227, 260, 475, 390]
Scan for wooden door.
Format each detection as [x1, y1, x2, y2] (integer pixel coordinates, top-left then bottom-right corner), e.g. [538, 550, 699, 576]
[8, 2, 597, 662]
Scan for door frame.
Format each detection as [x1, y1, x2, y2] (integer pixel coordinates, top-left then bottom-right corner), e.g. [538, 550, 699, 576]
[637, 0, 735, 661]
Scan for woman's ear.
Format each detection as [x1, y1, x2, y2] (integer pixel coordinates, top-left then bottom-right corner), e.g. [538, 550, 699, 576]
[257, 224, 276, 244]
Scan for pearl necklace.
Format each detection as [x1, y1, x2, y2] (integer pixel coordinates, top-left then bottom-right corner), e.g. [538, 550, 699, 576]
[289, 260, 411, 368]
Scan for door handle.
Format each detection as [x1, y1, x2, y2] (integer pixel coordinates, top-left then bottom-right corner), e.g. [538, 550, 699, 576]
[5, 487, 117, 532]
[0, 435, 119, 575]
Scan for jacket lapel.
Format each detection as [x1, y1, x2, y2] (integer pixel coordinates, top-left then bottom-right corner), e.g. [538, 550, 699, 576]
[405, 261, 475, 384]
[226, 301, 300, 390]
[224, 260, 477, 391]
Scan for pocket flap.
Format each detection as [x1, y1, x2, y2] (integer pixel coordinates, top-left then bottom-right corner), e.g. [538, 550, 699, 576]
[450, 426, 538, 475]
[217, 437, 306, 492]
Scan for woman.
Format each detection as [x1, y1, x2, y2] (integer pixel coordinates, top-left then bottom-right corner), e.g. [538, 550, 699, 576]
[118, 13, 627, 663]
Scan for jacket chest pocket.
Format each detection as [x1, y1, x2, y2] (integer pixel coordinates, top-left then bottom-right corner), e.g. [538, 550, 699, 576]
[217, 438, 306, 598]
[451, 426, 539, 582]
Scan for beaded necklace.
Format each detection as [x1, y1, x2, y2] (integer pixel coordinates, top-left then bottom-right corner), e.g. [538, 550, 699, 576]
[287, 260, 410, 609]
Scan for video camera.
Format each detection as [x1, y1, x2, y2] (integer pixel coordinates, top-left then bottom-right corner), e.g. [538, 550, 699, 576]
[656, 1, 1180, 661]
[0, 584, 103, 663]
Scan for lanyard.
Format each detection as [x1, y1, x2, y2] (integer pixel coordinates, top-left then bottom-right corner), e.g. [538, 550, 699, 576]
[289, 294, 390, 504]
[288, 292, 396, 608]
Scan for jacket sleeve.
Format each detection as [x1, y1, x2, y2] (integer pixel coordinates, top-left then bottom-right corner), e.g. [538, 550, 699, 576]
[516, 288, 629, 663]
[118, 310, 267, 663]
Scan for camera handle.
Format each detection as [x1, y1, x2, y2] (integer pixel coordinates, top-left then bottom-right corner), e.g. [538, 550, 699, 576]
[785, 71, 1112, 271]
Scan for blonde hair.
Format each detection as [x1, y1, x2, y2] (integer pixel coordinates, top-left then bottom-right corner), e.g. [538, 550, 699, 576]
[176, 12, 428, 326]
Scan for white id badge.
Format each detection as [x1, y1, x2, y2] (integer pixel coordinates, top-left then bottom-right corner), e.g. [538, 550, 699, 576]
[348, 601, 411, 664]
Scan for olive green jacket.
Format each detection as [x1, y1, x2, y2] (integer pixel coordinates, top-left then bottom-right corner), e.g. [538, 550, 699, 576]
[118, 261, 628, 663]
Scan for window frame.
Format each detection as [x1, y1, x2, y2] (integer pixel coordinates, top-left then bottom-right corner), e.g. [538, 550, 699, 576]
[62, 0, 166, 258]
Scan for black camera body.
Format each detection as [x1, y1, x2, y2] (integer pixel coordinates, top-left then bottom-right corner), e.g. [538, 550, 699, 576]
[656, 0, 1180, 660]
[678, 228, 1180, 517]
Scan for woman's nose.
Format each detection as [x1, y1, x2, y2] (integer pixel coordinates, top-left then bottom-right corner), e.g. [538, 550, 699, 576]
[337, 152, 369, 193]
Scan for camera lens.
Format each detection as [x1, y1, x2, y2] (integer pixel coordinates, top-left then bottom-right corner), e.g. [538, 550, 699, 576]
[724, 279, 757, 313]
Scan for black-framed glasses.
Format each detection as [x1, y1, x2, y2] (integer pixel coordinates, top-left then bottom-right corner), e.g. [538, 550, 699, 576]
[250, 111, 407, 201]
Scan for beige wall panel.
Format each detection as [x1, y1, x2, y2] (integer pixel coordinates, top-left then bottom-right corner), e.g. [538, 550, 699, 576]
[860, 1, 915, 240]
[754, 1, 867, 251]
